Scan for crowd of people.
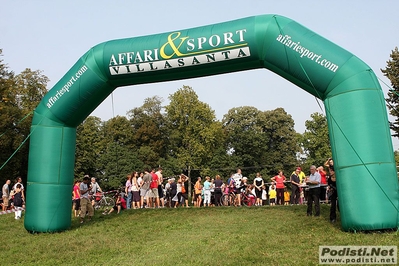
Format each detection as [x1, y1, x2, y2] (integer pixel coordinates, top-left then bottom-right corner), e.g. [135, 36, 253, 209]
[70, 161, 338, 224]
[1, 160, 338, 223]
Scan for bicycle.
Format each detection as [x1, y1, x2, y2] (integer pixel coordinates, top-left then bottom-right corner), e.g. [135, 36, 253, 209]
[220, 191, 236, 206]
[92, 190, 118, 212]
[240, 191, 256, 207]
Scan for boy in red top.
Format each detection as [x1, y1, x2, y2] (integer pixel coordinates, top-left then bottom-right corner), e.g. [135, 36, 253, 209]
[149, 168, 159, 208]
[271, 170, 286, 205]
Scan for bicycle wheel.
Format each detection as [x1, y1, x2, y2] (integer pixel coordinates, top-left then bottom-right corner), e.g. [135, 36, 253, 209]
[98, 197, 115, 211]
[241, 196, 249, 206]
[220, 194, 235, 206]
[220, 194, 229, 206]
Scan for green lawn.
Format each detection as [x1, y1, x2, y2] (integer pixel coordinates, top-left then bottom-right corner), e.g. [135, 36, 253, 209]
[1, 204, 397, 265]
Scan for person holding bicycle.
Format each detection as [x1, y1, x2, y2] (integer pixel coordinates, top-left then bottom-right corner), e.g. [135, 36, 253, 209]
[90, 177, 102, 207]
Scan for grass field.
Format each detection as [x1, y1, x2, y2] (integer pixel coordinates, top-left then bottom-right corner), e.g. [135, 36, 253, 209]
[1, 204, 397, 266]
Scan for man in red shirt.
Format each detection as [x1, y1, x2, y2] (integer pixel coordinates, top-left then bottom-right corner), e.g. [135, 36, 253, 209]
[149, 168, 160, 208]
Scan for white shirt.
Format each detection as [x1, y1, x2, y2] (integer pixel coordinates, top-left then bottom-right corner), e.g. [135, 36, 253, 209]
[308, 172, 321, 189]
[232, 173, 242, 187]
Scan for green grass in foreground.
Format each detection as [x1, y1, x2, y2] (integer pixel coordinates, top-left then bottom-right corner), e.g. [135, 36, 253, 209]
[1, 204, 397, 266]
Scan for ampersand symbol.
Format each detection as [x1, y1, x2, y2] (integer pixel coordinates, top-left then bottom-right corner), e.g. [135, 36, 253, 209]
[160, 32, 188, 59]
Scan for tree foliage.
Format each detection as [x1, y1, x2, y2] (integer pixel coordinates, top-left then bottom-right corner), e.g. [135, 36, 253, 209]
[0, 50, 48, 183]
[223, 107, 298, 179]
[75, 116, 103, 178]
[127, 96, 168, 166]
[382, 47, 399, 137]
[165, 85, 225, 177]
[300, 112, 331, 167]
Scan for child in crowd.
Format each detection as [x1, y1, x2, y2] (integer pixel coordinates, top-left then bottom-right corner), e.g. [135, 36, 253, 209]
[268, 184, 276, 206]
[245, 184, 256, 206]
[261, 185, 268, 206]
[300, 188, 305, 204]
[284, 187, 290, 205]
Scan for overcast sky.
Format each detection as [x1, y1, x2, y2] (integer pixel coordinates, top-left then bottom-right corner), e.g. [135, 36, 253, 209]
[2, 1, 399, 149]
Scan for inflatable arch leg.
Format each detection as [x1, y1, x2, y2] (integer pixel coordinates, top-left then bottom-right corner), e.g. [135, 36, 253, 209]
[25, 14, 399, 232]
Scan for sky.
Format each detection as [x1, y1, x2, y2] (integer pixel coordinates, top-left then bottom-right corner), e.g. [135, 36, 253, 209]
[1, 1, 399, 149]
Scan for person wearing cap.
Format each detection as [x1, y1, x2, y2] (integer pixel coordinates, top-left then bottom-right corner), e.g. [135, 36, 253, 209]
[290, 168, 301, 205]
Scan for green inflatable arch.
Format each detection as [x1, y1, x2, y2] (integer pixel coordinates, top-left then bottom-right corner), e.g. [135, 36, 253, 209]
[25, 14, 399, 232]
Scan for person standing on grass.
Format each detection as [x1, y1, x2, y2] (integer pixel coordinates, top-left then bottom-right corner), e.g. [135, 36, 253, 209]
[194, 177, 202, 207]
[290, 168, 301, 205]
[261, 185, 268, 206]
[80, 176, 94, 224]
[125, 174, 132, 209]
[327, 169, 339, 223]
[213, 175, 224, 206]
[13, 184, 24, 219]
[253, 172, 264, 206]
[131, 171, 141, 209]
[169, 178, 177, 208]
[2, 179, 11, 211]
[156, 168, 164, 208]
[231, 169, 242, 206]
[90, 177, 102, 207]
[12, 176, 25, 204]
[180, 174, 189, 207]
[305, 165, 321, 217]
[174, 176, 183, 208]
[268, 184, 277, 206]
[140, 169, 152, 208]
[318, 166, 327, 202]
[271, 170, 286, 205]
[149, 168, 159, 208]
[72, 180, 81, 217]
[203, 176, 212, 207]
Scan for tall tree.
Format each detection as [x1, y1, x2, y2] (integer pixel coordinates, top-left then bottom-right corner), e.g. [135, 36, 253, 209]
[222, 107, 297, 178]
[300, 112, 331, 167]
[0, 49, 18, 182]
[165, 85, 225, 176]
[0, 50, 48, 182]
[261, 108, 298, 177]
[13, 68, 48, 177]
[98, 115, 140, 189]
[75, 116, 103, 178]
[382, 47, 399, 137]
[222, 106, 267, 174]
[127, 96, 168, 167]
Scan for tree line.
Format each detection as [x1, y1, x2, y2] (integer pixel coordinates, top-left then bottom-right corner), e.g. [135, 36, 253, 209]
[2, 47, 398, 190]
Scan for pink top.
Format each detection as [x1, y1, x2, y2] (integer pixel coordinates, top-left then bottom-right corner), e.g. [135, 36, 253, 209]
[274, 175, 286, 189]
[73, 185, 80, 200]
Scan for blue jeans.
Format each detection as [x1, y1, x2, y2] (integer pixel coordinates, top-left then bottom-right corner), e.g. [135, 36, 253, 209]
[127, 191, 132, 209]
